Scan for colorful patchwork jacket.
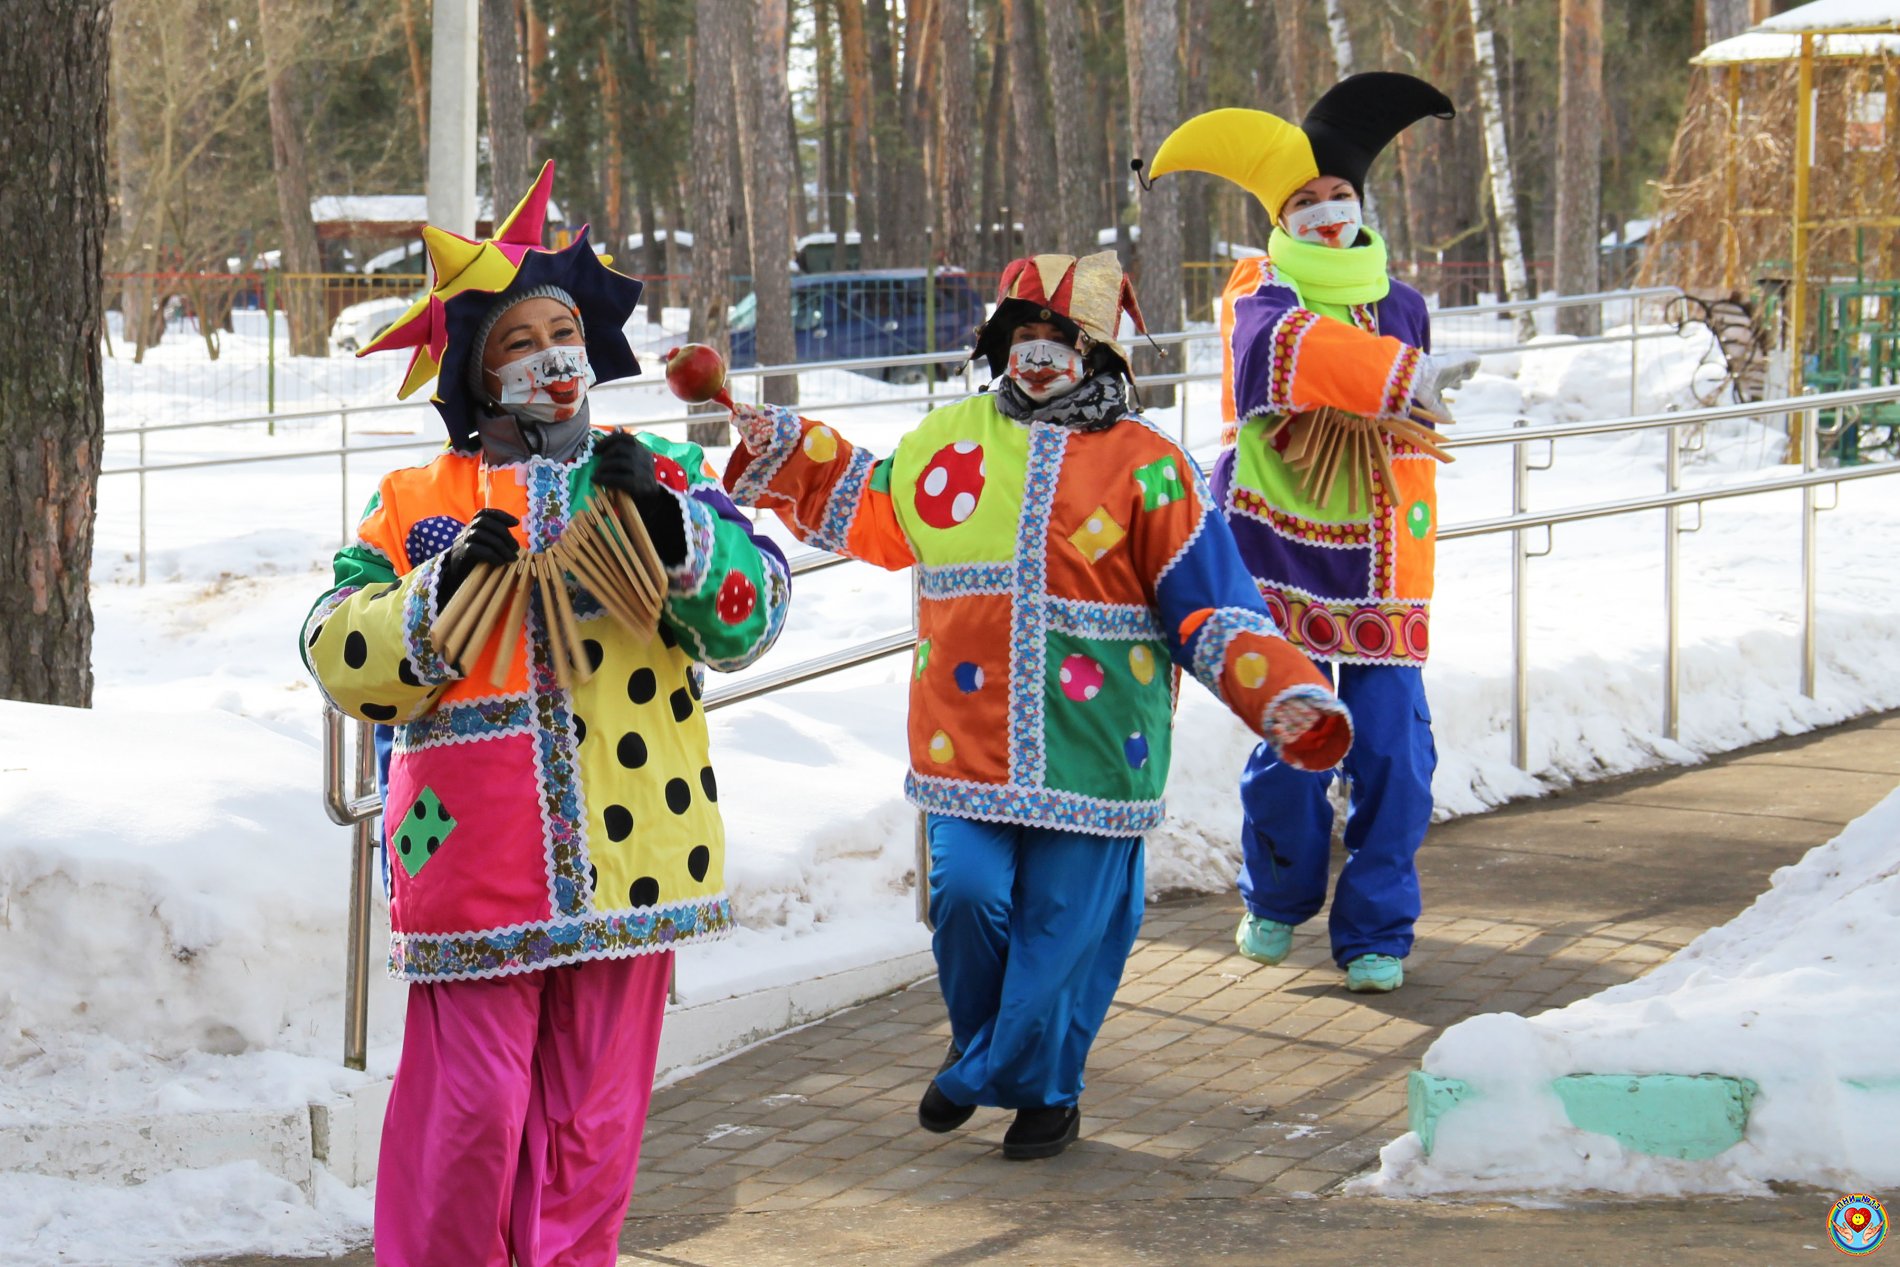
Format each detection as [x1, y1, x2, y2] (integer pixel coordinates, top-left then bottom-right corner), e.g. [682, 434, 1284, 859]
[724, 392, 1352, 838]
[1214, 256, 1437, 666]
[302, 428, 790, 983]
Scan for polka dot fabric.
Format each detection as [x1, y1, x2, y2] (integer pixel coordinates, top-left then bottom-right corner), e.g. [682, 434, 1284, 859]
[406, 515, 467, 566]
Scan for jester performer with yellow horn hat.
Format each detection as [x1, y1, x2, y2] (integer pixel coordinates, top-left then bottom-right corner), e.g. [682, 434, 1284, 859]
[1145, 74, 1476, 995]
[300, 163, 789, 1264]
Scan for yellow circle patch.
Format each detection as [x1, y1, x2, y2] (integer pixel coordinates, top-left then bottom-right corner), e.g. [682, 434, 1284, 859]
[928, 730, 956, 763]
[1235, 652, 1269, 690]
[803, 426, 839, 463]
[1128, 644, 1156, 686]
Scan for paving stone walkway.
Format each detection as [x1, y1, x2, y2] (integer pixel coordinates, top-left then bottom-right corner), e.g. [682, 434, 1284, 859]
[208, 710, 1900, 1265]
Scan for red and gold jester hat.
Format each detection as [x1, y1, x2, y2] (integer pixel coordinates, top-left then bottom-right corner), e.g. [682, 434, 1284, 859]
[1144, 73, 1453, 222]
[358, 160, 645, 448]
[970, 250, 1148, 381]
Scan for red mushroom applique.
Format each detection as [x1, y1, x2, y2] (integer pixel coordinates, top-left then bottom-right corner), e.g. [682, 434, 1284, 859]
[915, 441, 986, 530]
[715, 570, 757, 624]
[651, 454, 690, 493]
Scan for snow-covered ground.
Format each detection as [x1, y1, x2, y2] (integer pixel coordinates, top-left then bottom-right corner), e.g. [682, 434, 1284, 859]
[1362, 782, 1900, 1197]
[6, 309, 1899, 1262]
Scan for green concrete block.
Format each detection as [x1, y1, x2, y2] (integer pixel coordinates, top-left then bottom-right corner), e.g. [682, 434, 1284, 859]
[1551, 1073, 1758, 1160]
[1408, 1071, 1473, 1155]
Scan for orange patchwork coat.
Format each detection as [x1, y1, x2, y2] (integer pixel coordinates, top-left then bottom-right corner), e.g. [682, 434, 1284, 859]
[725, 392, 1352, 838]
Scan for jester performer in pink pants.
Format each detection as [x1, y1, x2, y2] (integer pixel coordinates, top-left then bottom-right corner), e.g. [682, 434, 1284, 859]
[302, 165, 789, 1265]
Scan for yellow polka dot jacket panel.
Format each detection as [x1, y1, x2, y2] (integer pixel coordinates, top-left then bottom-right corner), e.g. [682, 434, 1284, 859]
[301, 430, 791, 982]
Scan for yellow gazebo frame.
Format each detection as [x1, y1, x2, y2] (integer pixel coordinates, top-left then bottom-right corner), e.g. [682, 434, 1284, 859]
[1685, 9, 1900, 391]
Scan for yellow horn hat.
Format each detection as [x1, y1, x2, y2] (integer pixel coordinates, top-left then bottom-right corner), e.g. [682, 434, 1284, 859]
[1145, 108, 1319, 221]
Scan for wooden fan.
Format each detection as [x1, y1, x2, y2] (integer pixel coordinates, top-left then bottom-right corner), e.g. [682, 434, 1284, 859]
[431, 488, 670, 690]
[1270, 405, 1455, 514]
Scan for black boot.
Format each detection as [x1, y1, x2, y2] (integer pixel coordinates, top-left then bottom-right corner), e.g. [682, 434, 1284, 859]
[1002, 1104, 1080, 1160]
[918, 1042, 974, 1133]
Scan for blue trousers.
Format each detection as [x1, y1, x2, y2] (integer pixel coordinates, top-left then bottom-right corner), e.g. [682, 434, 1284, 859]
[926, 815, 1144, 1110]
[1237, 664, 1436, 966]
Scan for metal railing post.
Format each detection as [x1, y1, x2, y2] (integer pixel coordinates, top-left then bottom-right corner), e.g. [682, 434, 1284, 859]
[1629, 327, 1641, 417]
[137, 426, 148, 587]
[1800, 391, 1819, 698]
[339, 408, 351, 547]
[1511, 422, 1531, 771]
[1664, 423, 1682, 741]
[323, 705, 382, 1072]
[344, 721, 376, 1071]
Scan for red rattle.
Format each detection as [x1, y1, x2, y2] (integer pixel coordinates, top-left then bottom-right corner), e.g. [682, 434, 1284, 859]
[662, 344, 736, 412]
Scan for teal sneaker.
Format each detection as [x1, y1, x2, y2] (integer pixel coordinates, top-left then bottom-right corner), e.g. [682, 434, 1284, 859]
[1235, 914, 1294, 966]
[1345, 954, 1404, 993]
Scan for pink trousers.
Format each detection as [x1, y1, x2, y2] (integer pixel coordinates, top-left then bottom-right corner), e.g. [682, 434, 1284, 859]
[374, 951, 672, 1267]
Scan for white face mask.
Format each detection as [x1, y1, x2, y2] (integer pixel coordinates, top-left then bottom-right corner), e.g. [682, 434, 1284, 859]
[489, 344, 595, 423]
[1284, 198, 1364, 249]
[1005, 338, 1086, 402]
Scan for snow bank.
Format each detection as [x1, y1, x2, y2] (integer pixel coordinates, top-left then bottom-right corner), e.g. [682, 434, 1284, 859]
[1363, 782, 1900, 1197]
[0, 700, 386, 1115]
[8, 317, 1899, 1261]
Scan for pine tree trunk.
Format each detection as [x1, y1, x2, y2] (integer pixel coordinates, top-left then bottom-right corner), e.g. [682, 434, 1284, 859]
[1178, 0, 1212, 315]
[866, 0, 903, 266]
[1126, 0, 1182, 407]
[260, 0, 328, 358]
[894, 0, 937, 267]
[752, 0, 799, 403]
[815, 0, 838, 236]
[1466, 0, 1536, 338]
[1555, 0, 1602, 333]
[1, 0, 110, 706]
[1005, 0, 1055, 255]
[482, 0, 533, 203]
[935, 0, 979, 271]
[689, 0, 738, 446]
[836, 0, 879, 255]
[1274, 0, 1310, 118]
[978, 12, 1010, 270]
[1043, 0, 1094, 258]
[399, 0, 431, 158]
[523, 0, 548, 111]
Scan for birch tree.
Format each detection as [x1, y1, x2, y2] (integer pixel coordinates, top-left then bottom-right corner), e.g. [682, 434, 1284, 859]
[1466, 0, 1536, 339]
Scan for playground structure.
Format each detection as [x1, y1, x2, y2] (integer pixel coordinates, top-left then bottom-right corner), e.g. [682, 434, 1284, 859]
[1643, 0, 1900, 461]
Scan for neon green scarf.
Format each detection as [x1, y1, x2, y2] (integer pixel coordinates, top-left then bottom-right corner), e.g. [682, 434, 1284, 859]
[1267, 225, 1392, 308]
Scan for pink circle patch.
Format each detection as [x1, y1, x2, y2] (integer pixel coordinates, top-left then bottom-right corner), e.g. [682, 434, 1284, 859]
[915, 442, 986, 530]
[1058, 654, 1105, 702]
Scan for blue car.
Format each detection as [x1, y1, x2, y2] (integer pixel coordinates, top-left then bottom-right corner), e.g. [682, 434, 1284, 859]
[728, 269, 987, 382]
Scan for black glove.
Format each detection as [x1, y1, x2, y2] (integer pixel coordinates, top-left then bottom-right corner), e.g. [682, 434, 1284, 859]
[437, 508, 521, 607]
[593, 431, 687, 568]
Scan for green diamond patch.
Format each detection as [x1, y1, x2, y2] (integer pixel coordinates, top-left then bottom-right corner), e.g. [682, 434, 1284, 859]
[393, 786, 456, 878]
[1133, 457, 1185, 511]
